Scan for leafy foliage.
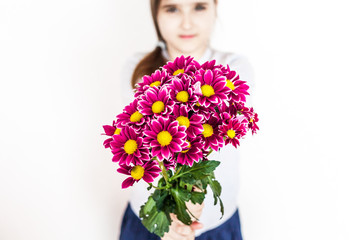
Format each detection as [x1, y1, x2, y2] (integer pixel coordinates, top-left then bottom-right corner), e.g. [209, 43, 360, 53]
[139, 159, 224, 237]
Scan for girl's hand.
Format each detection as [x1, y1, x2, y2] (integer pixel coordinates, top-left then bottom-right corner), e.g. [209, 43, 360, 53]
[161, 187, 205, 240]
[161, 213, 196, 240]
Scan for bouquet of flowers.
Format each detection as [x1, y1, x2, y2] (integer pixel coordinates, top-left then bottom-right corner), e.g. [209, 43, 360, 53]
[102, 55, 259, 237]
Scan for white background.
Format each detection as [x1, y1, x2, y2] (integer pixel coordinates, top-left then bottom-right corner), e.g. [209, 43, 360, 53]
[1, 0, 359, 239]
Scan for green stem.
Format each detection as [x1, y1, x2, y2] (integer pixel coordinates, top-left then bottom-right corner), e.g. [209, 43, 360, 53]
[147, 182, 168, 190]
[156, 159, 170, 186]
[170, 166, 182, 180]
[206, 148, 213, 157]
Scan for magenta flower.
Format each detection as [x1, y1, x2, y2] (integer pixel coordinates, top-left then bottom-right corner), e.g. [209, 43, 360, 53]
[116, 99, 146, 132]
[144, 117, 187, 161]
[171, 105, 204, 139]
[200, 116, 224, 151]
[219, 115, 248, 148]
[201, 60, 228, 75]
[224, 67, 249, 103]
[117, 161, 161, 189]
[135, 70, 170, 97]
[162, 55, 199, 77]
[102, 55, 260, 191]
[163, 158, 176, 170]
[194, 69, 230, 108]
[102, 120, 121, 149]
[192, 102, 216, 121]
[138, 86, 175, 117]
[177, 137, 203, 167]
[223, 101, 244, 117]
[167, 75, 200, 108]
[240, 106, 259, 135]
[110, 126, 150, 166]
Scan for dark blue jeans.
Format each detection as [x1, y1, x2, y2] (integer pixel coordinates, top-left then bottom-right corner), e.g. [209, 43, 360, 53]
[120, 203, 243, 240]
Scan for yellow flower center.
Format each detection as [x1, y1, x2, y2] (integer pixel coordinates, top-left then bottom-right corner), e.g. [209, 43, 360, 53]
[131, 165, 145, 180]
[157, 131, 173, 146]
[176, 116, 190, 128]
[130, 111, 143, 122]
[195, 102, 201, 107]
[124, 139, 138, 154]
[114, 128, 121, 135]
[201, 85, 215, 97]
[227, 129, 236, 139]
[202, 124, 213, 138]
[150, 81, 161, 87]
[173, 69, 184, 76]
[176, 91, 189, 103]
[152, 101, 165, 114]
[226, 80, 235, 90]
[181, 141, 191, 153]
[249, 118, 254, 123]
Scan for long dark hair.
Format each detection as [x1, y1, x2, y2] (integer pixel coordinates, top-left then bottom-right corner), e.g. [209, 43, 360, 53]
[130, 0, 167, 88]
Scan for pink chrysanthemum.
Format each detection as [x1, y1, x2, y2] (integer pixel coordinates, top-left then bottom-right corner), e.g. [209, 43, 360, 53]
[110, 126, 150, 166]
[135, 70, 170, 97]
[192, 101, 216, 121]
[194, 69, 230, 108]
[144, 117, 187, 161]
[240, 106, 259, 135]
[163, 158, 176, 170]
[162, 55, 200, 77]
[219, 115, 248, 148]
[168, 75, 200, 109]
[201, 60, 228, 75]
[102, 120, 121, 149]
[138, 86, 175, 117]
[177, 137, 203, 167]
[171, 105, 204, 139]
[223, 101, 244, 116]
[117, 161, 161, 189]
[200, 115, 224, 151]
[116, 99, 146, 132]
[224, 67, 249, 103]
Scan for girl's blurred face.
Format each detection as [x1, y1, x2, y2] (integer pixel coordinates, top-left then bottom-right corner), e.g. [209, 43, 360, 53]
[157, 0, 217, 58]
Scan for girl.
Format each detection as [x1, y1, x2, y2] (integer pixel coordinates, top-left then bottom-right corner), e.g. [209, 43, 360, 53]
[119, 0, 254, 239]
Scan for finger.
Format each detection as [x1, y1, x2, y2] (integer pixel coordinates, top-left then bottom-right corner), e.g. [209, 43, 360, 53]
[166, 221, 194, 240]
[190, 221, 204, 230]
[170, 213, 187, 226]
[192, 186, 202, 192]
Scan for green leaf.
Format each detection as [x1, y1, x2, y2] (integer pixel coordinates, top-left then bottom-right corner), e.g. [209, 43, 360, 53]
[139, 196, 156, 218]
[180, 175, 197, 185]
[140, 196, 172, 237]
[142, 207, 171, 237]
[153, 189, 169, 211]
[190, 191, 205, 205]
[209, 179, 221, 196]
[178, 160, 220, 179]
[219, 198, 224, 219]
[179, 177, 194, 192]
[206, 177, 224, 219]
[191, 160, 220, 175]
[170, 186, 192, 225]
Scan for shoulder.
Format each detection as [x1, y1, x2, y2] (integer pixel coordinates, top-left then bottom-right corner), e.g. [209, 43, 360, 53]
[211, 48, 256, 103]
[211, 48, 254, 83]
[211, 48, 251, 67]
